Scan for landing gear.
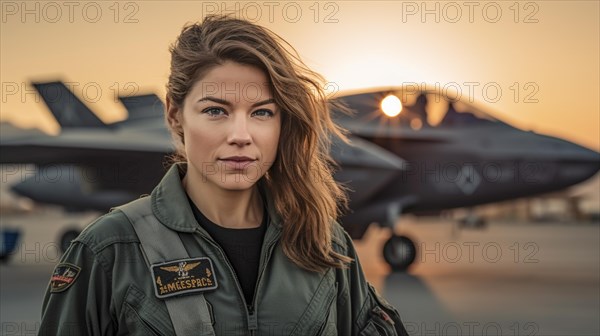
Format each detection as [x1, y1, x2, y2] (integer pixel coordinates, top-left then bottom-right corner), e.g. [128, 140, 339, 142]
[381, 202, 417, 271]
[382, 235, 417, 271]
[59, 229, 81, 254]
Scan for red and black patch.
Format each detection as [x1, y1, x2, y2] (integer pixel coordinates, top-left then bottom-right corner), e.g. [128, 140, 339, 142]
[151, 257, 218, 299]
[50, 263, 81, 293]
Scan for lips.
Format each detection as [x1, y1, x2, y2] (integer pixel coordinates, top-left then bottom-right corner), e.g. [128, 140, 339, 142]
[218, 156, 256, 170]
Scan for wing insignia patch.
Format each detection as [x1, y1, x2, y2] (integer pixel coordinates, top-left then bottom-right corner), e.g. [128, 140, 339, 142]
[151, 257, 218, 299]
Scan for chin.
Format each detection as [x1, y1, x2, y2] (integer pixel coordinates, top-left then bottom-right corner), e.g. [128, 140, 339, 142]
[219, 183, 256, 192]
[218, 176, 260, 191]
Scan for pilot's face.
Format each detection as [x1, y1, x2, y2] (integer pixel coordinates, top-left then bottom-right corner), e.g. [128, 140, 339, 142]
[176, 61, 281, 192]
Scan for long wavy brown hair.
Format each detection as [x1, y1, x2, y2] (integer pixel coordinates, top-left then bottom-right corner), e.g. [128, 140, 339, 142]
[166, 15, 352, 272]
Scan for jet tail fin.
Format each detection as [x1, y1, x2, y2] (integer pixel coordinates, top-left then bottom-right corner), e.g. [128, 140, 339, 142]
[32, 81, 106, 129]
[118, 94, 164, 122]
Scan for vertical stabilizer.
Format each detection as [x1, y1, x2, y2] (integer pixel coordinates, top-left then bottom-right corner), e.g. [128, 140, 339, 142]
[32, 81, 106, 128]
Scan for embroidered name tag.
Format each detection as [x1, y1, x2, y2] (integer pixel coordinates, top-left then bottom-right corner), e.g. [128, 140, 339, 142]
[151, 257, 218, 299]
[50, 263, 81, 293]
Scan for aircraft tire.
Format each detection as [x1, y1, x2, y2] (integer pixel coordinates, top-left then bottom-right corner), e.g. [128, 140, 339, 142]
[59, 229, 81, 254]
[383, 235, 417, 272]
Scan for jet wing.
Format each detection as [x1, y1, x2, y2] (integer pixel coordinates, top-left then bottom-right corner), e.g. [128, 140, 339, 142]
[0, 129, 173, 165]
[0, 128, 172, 196]
[0, 122, 47, 141]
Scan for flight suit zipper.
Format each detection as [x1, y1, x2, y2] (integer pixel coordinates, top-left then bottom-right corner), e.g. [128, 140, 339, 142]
[248, 237, 278, 335]
[195, 226, 280, 335]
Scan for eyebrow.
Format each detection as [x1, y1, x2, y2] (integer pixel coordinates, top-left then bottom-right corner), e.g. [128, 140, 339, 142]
[196, 96, 275, 108]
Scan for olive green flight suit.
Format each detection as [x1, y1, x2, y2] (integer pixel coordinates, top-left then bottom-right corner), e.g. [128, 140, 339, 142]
[39, 163, 409, 335]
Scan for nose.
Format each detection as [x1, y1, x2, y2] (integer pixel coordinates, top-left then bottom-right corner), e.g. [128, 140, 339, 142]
[227, 114, 252, 146]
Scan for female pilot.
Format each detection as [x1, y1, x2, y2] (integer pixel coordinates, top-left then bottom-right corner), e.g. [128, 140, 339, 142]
[39, 15, 408, 336]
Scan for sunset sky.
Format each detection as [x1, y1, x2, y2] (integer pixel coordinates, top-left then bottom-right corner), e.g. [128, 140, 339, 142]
[1, 1, 599, 151]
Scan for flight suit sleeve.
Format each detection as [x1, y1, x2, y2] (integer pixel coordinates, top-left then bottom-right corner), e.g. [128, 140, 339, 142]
[39, 240, 116, 336]
[335, 228, 409, 336]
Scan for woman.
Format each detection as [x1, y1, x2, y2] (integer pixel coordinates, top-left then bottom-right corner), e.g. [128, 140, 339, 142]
[40, 15, 408, 336]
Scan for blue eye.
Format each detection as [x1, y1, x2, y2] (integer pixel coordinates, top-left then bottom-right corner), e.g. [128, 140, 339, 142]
[202, 107, 227, 117]
[252, 109, 274, 118]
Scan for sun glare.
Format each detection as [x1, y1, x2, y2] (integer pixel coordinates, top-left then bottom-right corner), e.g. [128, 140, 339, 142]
[381, 95, 402, 117]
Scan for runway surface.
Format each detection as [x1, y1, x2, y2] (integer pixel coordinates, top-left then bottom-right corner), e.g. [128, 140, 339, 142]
[1, 209, 598, 335]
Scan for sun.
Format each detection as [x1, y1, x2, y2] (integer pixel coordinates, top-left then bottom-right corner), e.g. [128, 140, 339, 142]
[381, 94, 402, 117]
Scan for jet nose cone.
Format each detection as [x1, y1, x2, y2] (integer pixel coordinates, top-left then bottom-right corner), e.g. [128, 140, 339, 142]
[570, 142, 600, 162]
[559, 143, 600, 185]
[585, 148, 600, 170]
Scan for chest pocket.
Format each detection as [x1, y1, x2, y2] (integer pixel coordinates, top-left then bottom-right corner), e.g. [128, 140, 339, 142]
[289, 270, 338, 336]
[122, 284, 175, 336]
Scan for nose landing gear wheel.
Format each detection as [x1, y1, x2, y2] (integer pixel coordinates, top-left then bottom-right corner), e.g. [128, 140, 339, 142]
[383, 235, 417, 271]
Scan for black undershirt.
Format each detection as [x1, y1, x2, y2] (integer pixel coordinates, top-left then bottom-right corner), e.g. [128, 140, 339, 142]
[187, 196, 268, 307]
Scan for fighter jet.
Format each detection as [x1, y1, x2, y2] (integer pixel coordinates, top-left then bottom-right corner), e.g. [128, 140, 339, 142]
[332, 89, 600, 268]
[1, 81, 598, 270]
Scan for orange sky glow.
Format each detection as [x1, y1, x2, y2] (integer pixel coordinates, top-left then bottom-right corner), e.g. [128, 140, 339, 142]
[1, 1, 598, 151]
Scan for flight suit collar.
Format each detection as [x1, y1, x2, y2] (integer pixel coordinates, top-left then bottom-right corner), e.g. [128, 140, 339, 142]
[151, 163, 282, 233]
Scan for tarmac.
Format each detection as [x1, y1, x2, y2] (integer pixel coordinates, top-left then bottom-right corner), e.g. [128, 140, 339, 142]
[1, 208, 598, 335]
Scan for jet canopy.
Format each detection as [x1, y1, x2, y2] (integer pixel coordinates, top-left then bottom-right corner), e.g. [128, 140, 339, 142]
[334, 88, 513, 131]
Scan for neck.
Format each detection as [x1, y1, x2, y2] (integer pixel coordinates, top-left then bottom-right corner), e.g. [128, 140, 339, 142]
[183, 171, 263, 229]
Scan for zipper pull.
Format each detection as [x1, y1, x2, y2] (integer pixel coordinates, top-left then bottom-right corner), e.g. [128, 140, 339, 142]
[247, 305, 258, 333]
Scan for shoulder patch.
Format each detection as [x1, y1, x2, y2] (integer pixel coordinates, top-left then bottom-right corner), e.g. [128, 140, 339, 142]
[151, 257, 218, 299]
[50, 263, 81, 293]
